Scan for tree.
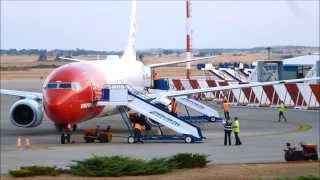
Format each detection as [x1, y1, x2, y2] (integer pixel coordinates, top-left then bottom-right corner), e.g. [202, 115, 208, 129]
[38, 50, 47, 61]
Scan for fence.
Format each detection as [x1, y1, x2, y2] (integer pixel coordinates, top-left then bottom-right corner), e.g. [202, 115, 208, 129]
[168, 79, 320, 109]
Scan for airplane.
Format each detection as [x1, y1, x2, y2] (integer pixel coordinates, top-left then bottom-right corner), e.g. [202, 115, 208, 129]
[1, 0, 319, 144]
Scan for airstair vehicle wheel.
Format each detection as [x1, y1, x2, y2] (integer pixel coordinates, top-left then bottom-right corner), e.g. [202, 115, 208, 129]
[184, 136, 193, 143]
[209, 117, 216, 122]
[128, 136, 135, 144]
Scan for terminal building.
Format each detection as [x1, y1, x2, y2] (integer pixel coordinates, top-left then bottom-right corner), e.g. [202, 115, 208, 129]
[249, 54, 319, 82]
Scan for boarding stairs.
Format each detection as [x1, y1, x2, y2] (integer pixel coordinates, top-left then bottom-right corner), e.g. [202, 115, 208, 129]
[220, 68, 242, 82]
[175, 96, 221, 122]
[238, 68, 250, 77]
[208, 69, 234, 81]
[220, 68, 248, 82]
[98, 84, 203, 140]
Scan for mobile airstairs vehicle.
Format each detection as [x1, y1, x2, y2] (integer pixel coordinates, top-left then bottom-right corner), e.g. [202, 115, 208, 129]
[97, 84, 222, 143]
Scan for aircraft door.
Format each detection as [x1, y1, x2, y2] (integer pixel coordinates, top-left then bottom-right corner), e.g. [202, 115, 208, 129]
[91, 81, 100, 102]
[143, 66, 152, 87]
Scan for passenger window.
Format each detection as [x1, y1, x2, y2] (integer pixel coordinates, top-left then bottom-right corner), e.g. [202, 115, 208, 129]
[46, 82, 80, 90]
[47, 83, 58, 89]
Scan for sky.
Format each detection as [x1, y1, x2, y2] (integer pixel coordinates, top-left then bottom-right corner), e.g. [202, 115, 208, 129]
[1, 0, 319, 51]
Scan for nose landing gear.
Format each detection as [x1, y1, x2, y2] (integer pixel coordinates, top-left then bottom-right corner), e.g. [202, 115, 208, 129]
[60, 124, 75, 144]
[61, 133, 71, 144]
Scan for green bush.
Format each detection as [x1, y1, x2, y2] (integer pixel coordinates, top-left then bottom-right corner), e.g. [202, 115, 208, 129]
[68, 156, 175, 177]
[9, 166, 61, 177]
[9, 153, 209, 177]
[145, 158, 176, 174]
[297, 176, 320, 180]
[169, 153, 209, 169]
[276, 176, 320, 180]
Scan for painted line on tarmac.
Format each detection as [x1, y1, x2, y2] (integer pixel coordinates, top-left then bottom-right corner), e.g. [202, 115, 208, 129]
[243, 122, 312, 138]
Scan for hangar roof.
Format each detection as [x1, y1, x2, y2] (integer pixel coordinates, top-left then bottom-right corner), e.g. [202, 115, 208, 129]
[282, 54, 319, 66]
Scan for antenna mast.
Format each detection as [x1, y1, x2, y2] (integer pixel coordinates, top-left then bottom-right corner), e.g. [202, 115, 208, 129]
[186, 0, 192, 79]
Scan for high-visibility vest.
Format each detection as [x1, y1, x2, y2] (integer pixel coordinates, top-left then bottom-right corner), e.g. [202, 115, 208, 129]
[224, 120, 232, 131]
[223, 102, 230, 112]
[232, 120, 240, 133]
[134, 123, 142, 130]
[279, 103, 285, 112]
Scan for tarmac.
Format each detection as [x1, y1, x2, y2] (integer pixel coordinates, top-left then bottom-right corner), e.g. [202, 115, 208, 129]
[1, 80, 319, 174]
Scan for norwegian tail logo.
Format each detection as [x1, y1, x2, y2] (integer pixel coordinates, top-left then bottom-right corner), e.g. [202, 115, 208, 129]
[122, 0, 137, 61]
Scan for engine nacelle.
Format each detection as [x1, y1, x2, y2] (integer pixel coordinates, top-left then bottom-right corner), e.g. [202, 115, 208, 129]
[9, 99, 43, 128]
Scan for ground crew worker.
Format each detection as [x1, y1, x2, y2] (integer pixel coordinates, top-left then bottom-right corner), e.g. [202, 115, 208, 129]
[224, 119, 232, 146]
[232, 117, 242, 145]
[278, 101, 287, 122]
[133, 119, 143, 143]
[223, 99, 230, 120]
[152, 70, 159, 81]
[139, 114, 152, 134]
[129, 112, 139, 124]
[169, 98, 178, 117]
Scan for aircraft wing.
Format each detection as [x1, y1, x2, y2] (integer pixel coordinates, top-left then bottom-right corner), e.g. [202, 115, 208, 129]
[148, 77, 320, 98]
[0, 89, 42, 100]
[148, 56, 216, 68]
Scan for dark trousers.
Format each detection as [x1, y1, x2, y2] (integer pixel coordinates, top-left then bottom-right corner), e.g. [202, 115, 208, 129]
[134, 128, 142, 142]
[234, 132, 242, 145]
[224, 131, 231, 146]
[279, 112, 287, 122]
[171, 112, 177, 117]
[224, 111, 230, 120]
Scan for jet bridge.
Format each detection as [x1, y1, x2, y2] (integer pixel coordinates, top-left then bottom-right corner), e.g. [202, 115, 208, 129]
[98, 84, 204, 142]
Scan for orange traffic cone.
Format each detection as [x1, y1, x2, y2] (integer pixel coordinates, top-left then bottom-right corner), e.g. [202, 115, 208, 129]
[16, 136, 22, 149]
[25, 138, 31, 149]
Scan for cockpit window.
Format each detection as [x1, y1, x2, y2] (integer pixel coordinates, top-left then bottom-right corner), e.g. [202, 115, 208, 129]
[59, 83, 72, 89]
[45, 82, 80, 91]
[47, 83, 58, 89]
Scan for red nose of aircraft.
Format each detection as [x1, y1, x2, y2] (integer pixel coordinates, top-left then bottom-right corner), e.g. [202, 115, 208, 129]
[44, 87, 79, 124]
[42, 63, 103, 125]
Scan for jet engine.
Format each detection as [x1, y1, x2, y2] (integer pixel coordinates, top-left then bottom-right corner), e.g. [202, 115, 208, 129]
[9, 99, 43, 128]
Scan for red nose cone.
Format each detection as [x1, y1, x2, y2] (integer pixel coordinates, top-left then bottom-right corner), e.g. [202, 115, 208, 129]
[44, 90, 78, 124]
[43, 62, 105, 125]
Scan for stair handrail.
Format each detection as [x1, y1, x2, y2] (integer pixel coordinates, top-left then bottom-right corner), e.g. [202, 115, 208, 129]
[126, 85, 153, 101]
[127, 90, 203, 138]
